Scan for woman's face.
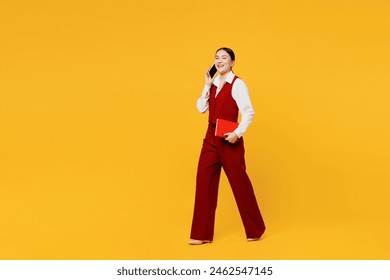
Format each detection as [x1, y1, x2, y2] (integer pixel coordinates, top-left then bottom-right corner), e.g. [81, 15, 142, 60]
[215, 49, 234, 75]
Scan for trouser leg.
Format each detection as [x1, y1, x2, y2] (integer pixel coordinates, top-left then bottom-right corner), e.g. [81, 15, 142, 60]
[217, 137, 266, 238]
[190, 134, 221, 241]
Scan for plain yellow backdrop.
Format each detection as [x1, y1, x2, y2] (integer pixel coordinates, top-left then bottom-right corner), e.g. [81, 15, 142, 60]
[1, 0, 389, 259]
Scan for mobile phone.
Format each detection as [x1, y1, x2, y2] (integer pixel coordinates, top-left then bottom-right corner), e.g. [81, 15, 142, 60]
[208, 64, 217, 78]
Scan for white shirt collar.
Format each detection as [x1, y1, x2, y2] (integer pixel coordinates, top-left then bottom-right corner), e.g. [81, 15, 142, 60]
[213, 71, 235, 87]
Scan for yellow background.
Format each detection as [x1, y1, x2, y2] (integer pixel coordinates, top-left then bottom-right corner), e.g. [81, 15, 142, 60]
[1, 0, 389, 259]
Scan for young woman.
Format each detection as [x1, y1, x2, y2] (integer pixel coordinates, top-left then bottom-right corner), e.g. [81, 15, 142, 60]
[188, 47, 266, 245]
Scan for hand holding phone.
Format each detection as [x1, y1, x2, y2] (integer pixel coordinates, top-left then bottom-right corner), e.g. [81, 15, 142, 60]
[208, 64, 217, 78]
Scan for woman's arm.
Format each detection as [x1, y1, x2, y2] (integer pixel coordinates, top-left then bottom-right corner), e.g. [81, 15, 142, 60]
[232, 79, 255, 137]
[196, 69, 216, 113]
[196, 84, 210, 113]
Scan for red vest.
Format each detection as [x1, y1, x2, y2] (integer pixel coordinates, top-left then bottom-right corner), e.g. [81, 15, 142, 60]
[208, 76, 239, 124]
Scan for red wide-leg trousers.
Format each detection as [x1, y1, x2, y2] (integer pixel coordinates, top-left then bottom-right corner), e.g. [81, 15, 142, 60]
[190, 124, 266, 241]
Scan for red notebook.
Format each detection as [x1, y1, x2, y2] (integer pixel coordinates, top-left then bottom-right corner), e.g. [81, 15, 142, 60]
[215, 118, 239, 138]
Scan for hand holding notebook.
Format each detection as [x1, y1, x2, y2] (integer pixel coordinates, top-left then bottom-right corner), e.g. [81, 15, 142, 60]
[215, 119, 239, 138]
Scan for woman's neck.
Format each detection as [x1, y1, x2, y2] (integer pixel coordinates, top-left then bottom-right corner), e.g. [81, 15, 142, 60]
[218, 70, 230, 85]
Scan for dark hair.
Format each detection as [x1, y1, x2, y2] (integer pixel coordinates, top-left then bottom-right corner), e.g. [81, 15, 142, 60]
[216, 47, 235, 61]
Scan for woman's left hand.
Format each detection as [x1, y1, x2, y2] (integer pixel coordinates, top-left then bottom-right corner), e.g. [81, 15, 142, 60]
[224, 132, 239, 143]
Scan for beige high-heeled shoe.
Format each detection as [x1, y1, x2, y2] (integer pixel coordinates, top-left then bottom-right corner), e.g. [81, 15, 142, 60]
[188, 239, 211, 245]
[246, 237, 260, 242]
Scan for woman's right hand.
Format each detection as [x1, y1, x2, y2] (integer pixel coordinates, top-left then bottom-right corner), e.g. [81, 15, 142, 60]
[205, 68, 215, 87]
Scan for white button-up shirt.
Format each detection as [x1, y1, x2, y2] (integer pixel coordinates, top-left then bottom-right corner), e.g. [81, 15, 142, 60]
[196, 71, 255, 138]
